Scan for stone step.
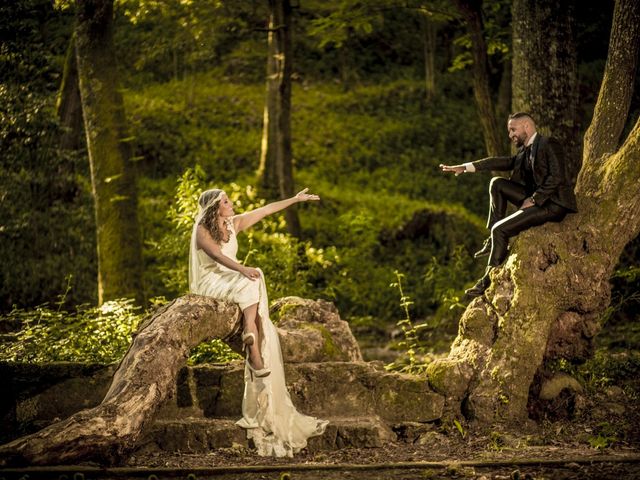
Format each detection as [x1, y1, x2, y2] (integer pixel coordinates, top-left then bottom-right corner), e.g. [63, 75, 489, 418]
[135, 416, 397, 454]
[1, 361, 444, 445]
[155, 361, 443, 424]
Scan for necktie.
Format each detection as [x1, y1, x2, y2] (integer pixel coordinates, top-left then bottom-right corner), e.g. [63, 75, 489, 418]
[525, 145, 533, 168]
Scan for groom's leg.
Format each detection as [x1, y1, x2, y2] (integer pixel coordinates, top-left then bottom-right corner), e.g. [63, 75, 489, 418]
[489, 202, 568, 266]
[487, 177, 527, 229]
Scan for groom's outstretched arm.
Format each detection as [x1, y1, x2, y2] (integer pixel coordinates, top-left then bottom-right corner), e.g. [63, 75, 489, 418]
[440, 155, 515, 176]
[439, 164, 467, 176]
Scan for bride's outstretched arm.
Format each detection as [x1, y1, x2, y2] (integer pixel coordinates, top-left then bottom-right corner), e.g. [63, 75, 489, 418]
[196, 226, 260, 280]
[233, 188, 320, 233]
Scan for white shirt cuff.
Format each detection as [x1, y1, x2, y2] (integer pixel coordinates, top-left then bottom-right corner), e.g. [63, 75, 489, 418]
[463, 162, 476, 173]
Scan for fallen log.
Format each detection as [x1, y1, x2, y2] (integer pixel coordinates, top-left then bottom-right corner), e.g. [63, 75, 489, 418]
[0, 295, 242, 467]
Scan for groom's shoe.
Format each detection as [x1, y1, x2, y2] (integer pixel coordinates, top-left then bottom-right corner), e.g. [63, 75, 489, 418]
[465, 268, 493, 298]
[473, 237, 492, 258]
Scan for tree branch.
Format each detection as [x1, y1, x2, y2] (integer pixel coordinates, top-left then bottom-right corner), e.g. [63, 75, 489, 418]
[582, 0, 640, 165]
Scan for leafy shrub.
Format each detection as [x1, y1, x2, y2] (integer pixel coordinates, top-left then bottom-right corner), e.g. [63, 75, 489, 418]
[0, 300, 142, 363]
[188, 339, 241, 365]
[0, 297, 246, 364]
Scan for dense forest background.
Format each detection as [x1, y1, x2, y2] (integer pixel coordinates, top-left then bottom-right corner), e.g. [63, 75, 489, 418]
[1, 0, 638, 366]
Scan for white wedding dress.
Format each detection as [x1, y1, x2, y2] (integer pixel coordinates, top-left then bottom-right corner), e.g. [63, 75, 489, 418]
[189, 218, 328, 457]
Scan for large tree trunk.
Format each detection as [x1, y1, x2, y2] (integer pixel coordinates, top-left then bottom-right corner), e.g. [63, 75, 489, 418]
[75, 0, 144, 304]
[57, 35, 84, 151]
[512, 0, 580, 181]
[258, 0, 301, 236]
[453, 0, 504, 157]
[0, 296, 242, 466]
[427, 0, 640, 424]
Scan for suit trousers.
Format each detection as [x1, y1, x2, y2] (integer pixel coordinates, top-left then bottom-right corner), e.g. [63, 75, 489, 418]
[487, 177, 568, 267]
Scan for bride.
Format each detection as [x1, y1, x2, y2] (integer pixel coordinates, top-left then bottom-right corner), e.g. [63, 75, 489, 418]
[188, 187, 328, 457]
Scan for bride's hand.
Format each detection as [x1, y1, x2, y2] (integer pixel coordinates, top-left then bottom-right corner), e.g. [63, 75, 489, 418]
[241, 266, 261, 281]
[295, 188, 320, 202]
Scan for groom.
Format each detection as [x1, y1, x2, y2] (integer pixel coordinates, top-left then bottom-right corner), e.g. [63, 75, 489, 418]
[440, 112, 577, 297]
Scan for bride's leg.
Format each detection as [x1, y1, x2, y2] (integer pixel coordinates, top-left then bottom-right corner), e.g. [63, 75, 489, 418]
[243, 303, 265, 370]
[255, 312, 264, 351]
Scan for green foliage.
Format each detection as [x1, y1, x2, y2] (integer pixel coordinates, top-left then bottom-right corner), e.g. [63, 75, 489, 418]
[0, 0, 72, 90]
[142, 166, 205, 297]
[384, 246, 476, 372]
[0, 85, 96, 311]
[602, 251, 640, 329]
[291, 80, 488, 216]
[0, 297, 243, 364]
[423, 245, 477, 327]
[0, 299, 142, 363]
[448, 0, 511, 73]
[114, 0, 268, 83]
[453, 419, 466, 440]
[188, 339, 241, 365]
[386, 271, 420, 372]
[0, 1, 96, 311]
[302, 0, 458, 82]
[125, 79, 264, 179]
[307, 2, 385, 49]
[588, 422, 618, 450]
[580, 351, 640, 395]
[554, 350, 640, 401]
[385, 270, 432, 374]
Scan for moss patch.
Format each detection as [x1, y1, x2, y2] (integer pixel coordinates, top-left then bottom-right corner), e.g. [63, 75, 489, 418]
[302, 322, 341, 359]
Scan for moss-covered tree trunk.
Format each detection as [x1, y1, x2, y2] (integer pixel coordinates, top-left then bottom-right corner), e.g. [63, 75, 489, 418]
[512, 0, 580, 180]
[75, 0, 144, 304]
[427, 0, 640, 425]
[453, 0, 504, 157]
[0, 296, 242, 466]
[258, 0, 301, 237]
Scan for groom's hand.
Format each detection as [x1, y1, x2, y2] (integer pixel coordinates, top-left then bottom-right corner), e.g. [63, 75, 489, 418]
[439, 164, 466, 176]
[521, 197, 535, 209]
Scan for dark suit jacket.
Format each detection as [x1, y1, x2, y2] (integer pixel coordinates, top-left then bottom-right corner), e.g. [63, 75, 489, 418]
[471, 134, 578, 212]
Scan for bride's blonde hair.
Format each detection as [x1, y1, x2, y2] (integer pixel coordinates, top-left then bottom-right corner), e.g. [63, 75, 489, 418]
[198, 189, 231, 244]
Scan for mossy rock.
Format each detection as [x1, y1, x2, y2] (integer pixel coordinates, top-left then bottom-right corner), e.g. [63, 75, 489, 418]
[273, 297, 363, 363]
